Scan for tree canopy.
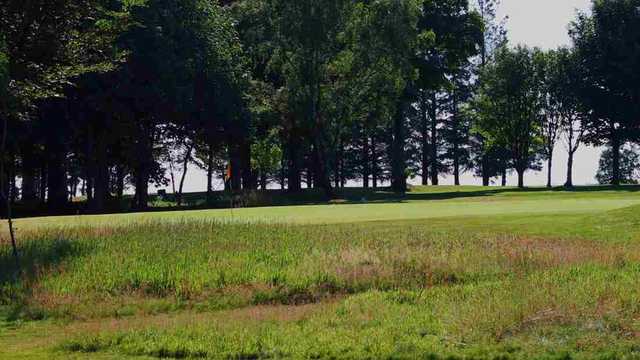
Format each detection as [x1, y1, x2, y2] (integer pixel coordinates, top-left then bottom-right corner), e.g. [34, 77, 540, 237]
[1, 0, 640, 217]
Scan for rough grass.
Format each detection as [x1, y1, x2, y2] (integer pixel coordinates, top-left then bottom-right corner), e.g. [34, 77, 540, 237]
[2, 187, 640, 358]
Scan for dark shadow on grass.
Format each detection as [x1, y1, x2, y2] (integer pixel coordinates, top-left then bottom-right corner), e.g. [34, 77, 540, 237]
[0, 238, 87, 285]
[280, 184, 640, 204]
[0, 237, 91, 321]
[11, 185, 640, 219]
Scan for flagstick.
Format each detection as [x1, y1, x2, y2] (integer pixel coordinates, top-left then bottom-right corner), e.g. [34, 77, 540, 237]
[229, 185, 234, 222]
[224, 163, 234, 222]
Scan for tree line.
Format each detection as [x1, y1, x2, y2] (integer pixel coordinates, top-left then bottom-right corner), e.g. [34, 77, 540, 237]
[1, 0, 639, 216]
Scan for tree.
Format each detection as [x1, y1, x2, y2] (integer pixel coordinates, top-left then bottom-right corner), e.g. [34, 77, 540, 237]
[545, 48, 586, 188]
[114, 0, 248, 209]
[444, 64, 481, 186]
[0, 34, 19, 271]
[472, 0, 507, 186]
[414, 0, 482, 186]
[339, 0, 420, 193]
[475, 45, 543, 188]
[538, 50, 563, 188]
[251, 129, 283, 190]
[271, 0, 352, 197]
[571, 0, 640, 186]
[596, 144, 640, 185]
[1, 0, 128, 212]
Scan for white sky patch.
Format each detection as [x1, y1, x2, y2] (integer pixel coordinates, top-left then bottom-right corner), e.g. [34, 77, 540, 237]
[499, 0, 591, 49]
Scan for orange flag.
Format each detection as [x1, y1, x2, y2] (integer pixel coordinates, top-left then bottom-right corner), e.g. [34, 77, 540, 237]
[225, 164, 232, 181]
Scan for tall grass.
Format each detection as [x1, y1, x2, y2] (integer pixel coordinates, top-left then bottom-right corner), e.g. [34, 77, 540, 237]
[3, 208, 640, 319]
[3, 202, 640, 358]
[61, 265, 640, 359]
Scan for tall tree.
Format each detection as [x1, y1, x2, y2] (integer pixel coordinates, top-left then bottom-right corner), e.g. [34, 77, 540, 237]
[571, 0, 640, 186]
[475, 45, 543, 188]
[339, 0, 420, 192]
[0, 34, 19, 270]
[415, 0, 482, 186]
[538, 50, 563, 188]
[472, 0, 507, 186]
[546, 48, 586, 188]
[271, 0, 351, 197]
[596, 144, 640, 185]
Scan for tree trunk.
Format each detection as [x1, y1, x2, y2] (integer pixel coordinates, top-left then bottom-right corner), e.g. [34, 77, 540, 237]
[312, 135, 333, 197]
[229, 144, 242, 192]
[371, 136, 378, 189]
[176, 142, 194, 207]
[8, 154, 16, 204]
[611, 131, 621, 186]
[480, 136, 490, 186]
[47, 141, 68, 213]
[454, 154, 460, 186]
[280, 156, 286, 191]
[21, 143, 38, 205]
[169, 156, 177, 195]
[501, 168, 507, 187]
[421, 92, 429, 186]
[39, 164, 47, 202]
[334, 141, 341, 189]
[133, 124, 152, 211]
[206, 143, 215, 204]
[1, 114, 19, 275]
[565, 150, 575, 188]
[306, 166, 314, 189]
[391, 98, 407, 194]
[134, 168, 149, 211]
[86, 125, 96, 204]
[340, 150, 346, 188]
[287, 133, 302, 192]
[91, 135, 109, 212]
[70, 176, 78, 200]
[362, 132, 370, 188]
[452, 88, 460, 186]
[115, 165, 125, 201]
[546, 153, 553, 188]
[309, 50, 333, 199]
[429, 92, 439, 186]
[240, 139, 255, 190]
[517, 168, 525, 188]
[482, 152, 490, 187]
[86, 174, 94, 204]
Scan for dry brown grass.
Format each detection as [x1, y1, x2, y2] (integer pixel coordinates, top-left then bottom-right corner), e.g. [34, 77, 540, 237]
[495, 236, 637, 270]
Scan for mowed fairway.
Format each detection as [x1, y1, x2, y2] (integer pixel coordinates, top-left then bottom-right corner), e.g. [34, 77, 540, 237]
[10, 186, 640, 229]
[2, 186, 640, 359]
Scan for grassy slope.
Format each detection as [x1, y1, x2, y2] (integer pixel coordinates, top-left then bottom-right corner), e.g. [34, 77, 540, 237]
[2, 186, 640, 359]
[9, 186, 640, 229]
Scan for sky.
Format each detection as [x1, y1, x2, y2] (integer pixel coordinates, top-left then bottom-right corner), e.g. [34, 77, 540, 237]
[499, 0, 591, 50]
[169, 0, 598, 193]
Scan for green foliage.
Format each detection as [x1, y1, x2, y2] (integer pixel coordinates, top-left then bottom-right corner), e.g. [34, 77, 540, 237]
[417, 0, 483, 90]
[570, 0, 640, 145]
[1, 0, 129, 104]
[341, 0, 420, 115]
[251, 129, 283, 182]
[596, 145, 640, 185]
[0, 38, 8, 98]
[475, 45, 544, 185]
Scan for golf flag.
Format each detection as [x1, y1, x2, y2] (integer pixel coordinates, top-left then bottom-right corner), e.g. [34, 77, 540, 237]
[225, 164, 232, 182]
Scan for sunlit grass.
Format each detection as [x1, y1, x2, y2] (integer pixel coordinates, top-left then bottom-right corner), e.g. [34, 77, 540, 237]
[8, 185, 640, 231]
[2, 187, 640, 358]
